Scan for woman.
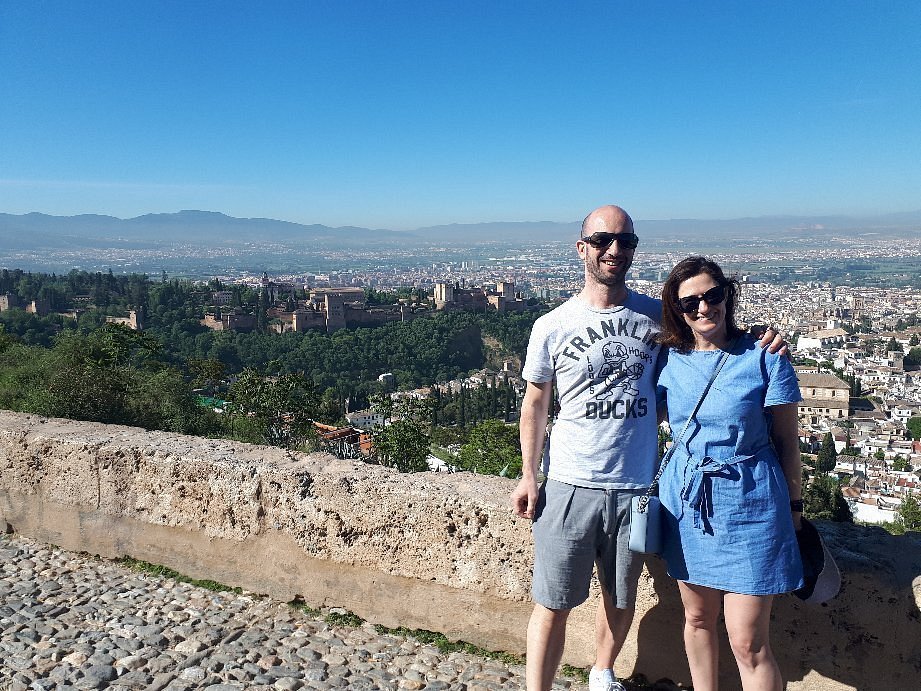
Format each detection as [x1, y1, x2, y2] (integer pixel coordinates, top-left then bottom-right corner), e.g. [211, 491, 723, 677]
[656, 257, 803, 691]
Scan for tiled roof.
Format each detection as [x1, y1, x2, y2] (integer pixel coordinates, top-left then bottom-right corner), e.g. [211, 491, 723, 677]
[797, 372, 850, 388]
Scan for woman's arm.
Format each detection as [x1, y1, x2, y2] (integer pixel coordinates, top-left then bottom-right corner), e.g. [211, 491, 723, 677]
[769, 402, 802, 530]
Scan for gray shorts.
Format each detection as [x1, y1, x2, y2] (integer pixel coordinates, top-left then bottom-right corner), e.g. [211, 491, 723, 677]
[531, 478, 645, 610]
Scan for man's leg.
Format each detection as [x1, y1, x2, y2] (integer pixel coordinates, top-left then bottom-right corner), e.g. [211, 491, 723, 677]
[594, 585, 635, 670]
[526, 603, 571, 691]
[529, 481, 599, 689]
[593, 488, 645, 675]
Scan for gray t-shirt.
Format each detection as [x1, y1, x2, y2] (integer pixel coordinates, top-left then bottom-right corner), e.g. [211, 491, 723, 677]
[522, 292, 662, 489]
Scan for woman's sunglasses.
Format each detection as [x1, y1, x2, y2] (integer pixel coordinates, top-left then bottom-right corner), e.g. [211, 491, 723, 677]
[677, 284, 727, 313]
[580, 232, 640, 250]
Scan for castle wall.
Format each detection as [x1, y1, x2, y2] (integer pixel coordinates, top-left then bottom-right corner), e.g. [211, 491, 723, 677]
[0, 410, 918, 689]
[344, 308, 403, 328]
[292, 309, 327, 332]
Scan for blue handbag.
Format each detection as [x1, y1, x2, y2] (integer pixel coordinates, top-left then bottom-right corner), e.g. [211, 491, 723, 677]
[629, 346, 733, 554]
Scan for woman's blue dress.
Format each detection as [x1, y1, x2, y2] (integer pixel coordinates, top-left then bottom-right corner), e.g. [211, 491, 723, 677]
[656, 336, 804, 594]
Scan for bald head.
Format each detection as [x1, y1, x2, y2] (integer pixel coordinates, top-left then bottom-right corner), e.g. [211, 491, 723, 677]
[581, 205, 634, 238]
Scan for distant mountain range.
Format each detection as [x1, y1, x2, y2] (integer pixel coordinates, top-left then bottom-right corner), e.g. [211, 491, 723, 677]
[2, 209, 920, 252]
[416, 211, 921, 243]
[0, 210, 405, 251]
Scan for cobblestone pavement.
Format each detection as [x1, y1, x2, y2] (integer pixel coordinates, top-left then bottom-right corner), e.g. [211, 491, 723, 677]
[0, 534, 590, 691]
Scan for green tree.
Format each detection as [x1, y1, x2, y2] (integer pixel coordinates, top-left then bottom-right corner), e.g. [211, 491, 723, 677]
[504, 384, 517, 421]
[801, 456, 813, 478]
[840, 430, 859, 456]
[844, 373, 862, 397]
[907, 417, 921, 440]
[126, 367, 205, 434]
[365, 288, 399, 305]
[816, 432, 837, 474]
[230, 369, 318, 449]
[0, 325, 16, 354]
[188, 358, 226, 394]
[369, 395, 432, 472]
[0, 323, 210, 435]
[456, 419, 522, 476]
[886, 336, 902, 352]
[315, 388, 345, 425]
[373, 419, 431, 472]
[904, 347, 921, 368]
[874, 449, 886, 461]
[804, 475, 853, 523]
[430, 425, 468, 448]
[892, 456, 912, 472]
[896, 492, 921, 532]
[909, 334, 920, 347]
[39, 325, 160, 425]
[458, 385, 468, 428]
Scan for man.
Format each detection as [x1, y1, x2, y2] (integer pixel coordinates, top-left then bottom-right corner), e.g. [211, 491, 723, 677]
[511, 205, 783, 691]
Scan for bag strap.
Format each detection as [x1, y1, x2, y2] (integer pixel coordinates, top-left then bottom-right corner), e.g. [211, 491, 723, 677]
[638, 341, 734, 512]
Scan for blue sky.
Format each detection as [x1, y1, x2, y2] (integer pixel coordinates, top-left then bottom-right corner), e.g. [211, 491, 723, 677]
[1, 0, 919, 229]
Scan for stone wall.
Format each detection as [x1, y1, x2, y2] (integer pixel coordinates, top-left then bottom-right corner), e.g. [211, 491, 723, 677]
[1, 410, 919, 690]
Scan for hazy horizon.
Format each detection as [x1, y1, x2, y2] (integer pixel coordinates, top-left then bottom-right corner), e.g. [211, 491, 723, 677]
[3, 207, 920, 279]
[4, 207, 921, 233]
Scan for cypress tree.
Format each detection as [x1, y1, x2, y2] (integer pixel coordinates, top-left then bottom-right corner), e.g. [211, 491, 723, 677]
[817, 432, 837, 474]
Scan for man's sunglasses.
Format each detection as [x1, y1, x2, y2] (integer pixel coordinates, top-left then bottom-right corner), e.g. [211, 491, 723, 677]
[677, 285, 727, 313]
[580, 232, 639, 250]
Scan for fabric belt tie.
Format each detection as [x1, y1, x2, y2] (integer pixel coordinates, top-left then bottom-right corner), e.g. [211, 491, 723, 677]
[679, 452, 760, 531]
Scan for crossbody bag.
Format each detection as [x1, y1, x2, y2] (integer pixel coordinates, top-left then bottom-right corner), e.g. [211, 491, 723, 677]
[628, 344, 733, 554]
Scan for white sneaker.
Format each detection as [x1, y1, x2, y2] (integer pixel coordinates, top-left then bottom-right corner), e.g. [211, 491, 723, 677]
[591, 680, 626, 691]
[588, 667, 627, 691]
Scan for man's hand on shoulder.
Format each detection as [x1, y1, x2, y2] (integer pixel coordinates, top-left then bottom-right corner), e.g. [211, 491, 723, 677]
[511, 476, 539, 519]
[751, 325, 789, 356]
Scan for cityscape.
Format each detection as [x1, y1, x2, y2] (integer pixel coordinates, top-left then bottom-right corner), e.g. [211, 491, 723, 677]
[2, 229, 920, 529]
[240, 241, 921, 530]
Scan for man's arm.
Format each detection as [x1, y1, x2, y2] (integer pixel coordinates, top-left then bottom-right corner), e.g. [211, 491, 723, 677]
[511, 380, 553, 519]
[768, 402, 803, 530]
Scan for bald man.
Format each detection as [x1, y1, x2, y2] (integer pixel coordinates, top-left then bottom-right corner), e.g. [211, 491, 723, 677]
[512, 205, 782, 691]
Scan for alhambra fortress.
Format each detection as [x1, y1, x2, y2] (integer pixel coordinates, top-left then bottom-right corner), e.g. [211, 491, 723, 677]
[1, 410, 919, 689]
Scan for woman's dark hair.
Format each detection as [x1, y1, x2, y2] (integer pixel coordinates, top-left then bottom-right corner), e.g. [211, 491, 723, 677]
[659, 256, 744, 351]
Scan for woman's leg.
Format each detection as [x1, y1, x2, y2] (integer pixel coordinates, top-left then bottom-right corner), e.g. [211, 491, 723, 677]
[723, 593, 782, 691]
[676, 581, 723, 691]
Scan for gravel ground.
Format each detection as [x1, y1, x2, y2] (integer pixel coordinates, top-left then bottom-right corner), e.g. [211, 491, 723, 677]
[0, 534, 593, 690]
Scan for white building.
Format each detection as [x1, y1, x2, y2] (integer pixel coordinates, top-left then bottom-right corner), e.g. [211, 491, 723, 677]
[797, 327, 849, 350]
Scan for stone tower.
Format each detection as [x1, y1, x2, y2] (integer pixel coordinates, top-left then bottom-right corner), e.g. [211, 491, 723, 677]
[325, 293, 346, 332]
[433, 282, 454, 309]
